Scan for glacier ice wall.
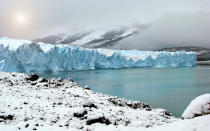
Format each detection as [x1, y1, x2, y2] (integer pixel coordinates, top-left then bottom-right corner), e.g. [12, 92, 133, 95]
[0, 38, 196, 73]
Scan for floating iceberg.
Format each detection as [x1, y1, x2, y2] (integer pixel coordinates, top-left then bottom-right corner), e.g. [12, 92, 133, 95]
[0, 38, 196, 73]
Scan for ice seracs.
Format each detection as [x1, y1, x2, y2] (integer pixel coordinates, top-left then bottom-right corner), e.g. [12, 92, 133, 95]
[182, 94, 210, 119]
[0, 38, 196, 73]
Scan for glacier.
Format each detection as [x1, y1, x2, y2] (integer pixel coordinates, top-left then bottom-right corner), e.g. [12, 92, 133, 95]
[0, 38, 196, 73]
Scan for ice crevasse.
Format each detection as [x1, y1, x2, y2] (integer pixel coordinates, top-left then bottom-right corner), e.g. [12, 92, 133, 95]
[0, 38, 196, 73]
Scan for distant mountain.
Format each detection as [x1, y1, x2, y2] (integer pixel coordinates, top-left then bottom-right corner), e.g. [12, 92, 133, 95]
[34, 24, 149, 48]
[34, 33, 89, 45]
[157, 47, 210, 61]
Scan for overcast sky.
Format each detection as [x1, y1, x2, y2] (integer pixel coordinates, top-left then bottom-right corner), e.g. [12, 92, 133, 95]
[0, 0, 210, 49]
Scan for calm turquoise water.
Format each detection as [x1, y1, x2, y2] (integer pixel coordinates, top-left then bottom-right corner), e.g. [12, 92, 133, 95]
[38, 66, 210, 117]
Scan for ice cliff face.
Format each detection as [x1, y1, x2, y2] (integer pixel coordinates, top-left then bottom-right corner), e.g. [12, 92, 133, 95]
[0, 38, 196, 73]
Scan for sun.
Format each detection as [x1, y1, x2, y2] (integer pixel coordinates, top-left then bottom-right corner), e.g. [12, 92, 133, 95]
[16, 14, 26, 25]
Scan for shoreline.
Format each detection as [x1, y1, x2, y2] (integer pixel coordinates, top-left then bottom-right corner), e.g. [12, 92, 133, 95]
[0, 72, 209, 131]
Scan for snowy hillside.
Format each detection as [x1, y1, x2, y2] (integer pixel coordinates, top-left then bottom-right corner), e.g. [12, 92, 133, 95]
[0, 72, 209, 131]
[34, 24, 148, 48]
[0, 38, 196, 73]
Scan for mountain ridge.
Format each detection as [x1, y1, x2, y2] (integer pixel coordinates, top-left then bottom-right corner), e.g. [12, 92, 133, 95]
[33, 24, 149, 48]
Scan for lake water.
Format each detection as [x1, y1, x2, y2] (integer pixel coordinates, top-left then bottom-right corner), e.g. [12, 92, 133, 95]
[38, 66, 210, 117]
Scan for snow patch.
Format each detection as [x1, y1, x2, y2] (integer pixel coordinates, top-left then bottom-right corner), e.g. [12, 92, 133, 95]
[182, 94, 210, 119]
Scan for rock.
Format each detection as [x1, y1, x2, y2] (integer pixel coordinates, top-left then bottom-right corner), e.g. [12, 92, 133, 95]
[57, 102, 63, 105]
[40, 78, 48, 83]
[84, 86, 90, 90]
[108, 98, 151, 110]
[130, 102, 151, 110]
[66, 78, 73, 82]
[25, 124, 29, 128]
[31, 82, 37, 85]
[86, 116, 111, 125]
[164, 111, 173, 116]
[73, 110, 88, 118]
[83, 102, 97, 109]
[108, 98, 120, 106]
[40, 118, 44, 120]
[24, 117, 29, 121]
[0, 115, 14, 120]
[56, 83, 62, 87]
[57, 77, 62, 82]
[26, 74, 39, 81]
[23, 102, 28, 105]
[0, 120, 5, 123]
[8, 80, 13, 86]
[64, 124, 69, 127]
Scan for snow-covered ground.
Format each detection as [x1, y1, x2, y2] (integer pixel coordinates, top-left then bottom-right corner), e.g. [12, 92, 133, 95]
[0, 72, 209, 131]
[0, 38, 196, 73]
[182, 94, 210, 119]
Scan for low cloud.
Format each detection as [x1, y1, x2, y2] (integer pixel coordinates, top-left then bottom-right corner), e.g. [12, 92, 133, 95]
[0, 0, 210, 49]
[117, 13, 210, 50]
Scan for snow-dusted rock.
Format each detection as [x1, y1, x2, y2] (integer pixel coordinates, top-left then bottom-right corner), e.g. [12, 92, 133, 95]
[0, 72, 177, 130]
[0, 72, 210, 131]
[182, 94, 210, 119]
[94, 115, 210, 131]
[0, 38, 196, 73]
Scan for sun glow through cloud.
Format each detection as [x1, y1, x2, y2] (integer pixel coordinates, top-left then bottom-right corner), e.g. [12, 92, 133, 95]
[16, 13, 26, 25]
